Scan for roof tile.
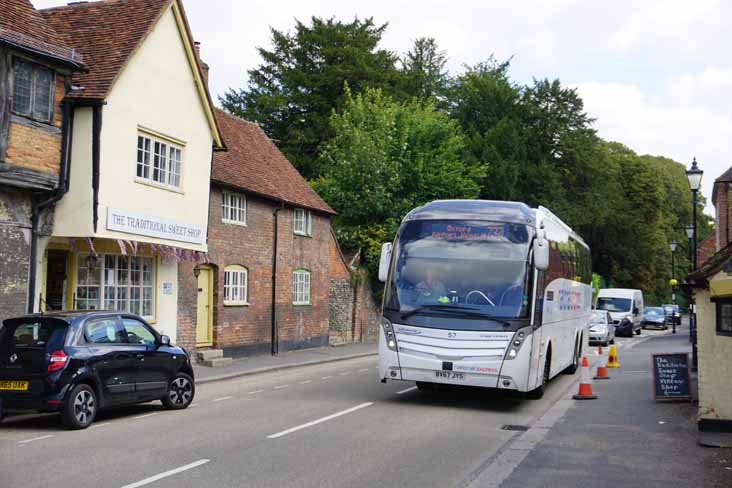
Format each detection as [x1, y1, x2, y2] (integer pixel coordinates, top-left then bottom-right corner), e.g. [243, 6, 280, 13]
[40, 0, 172, 99]
[213, 109, 334, 215]
[0, 0, 81, 65]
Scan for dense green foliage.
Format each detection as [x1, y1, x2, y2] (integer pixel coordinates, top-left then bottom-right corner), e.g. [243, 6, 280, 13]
[314, 87, 485, 280]
[224, 17, 713, 304]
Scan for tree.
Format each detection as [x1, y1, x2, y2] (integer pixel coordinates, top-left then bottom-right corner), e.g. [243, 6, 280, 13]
[315, 87, 485, 278]
[220, 17, 402, 178]
[399, 37, 448, 101]
[446, 59, 527, 201]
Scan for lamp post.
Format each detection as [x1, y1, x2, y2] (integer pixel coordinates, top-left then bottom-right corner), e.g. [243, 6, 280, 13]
[669, 238, 677, 333]
[686, 157, 703, 370]
[686, 224, 694, 274]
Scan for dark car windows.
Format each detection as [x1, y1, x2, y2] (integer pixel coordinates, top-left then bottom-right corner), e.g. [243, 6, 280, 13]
[0, 319, 68, 351]
[122, 318, 157, 346]
[85, 317, 127, 344]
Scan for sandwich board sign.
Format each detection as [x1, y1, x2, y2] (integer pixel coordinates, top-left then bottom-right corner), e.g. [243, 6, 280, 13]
[652, 353, 692, 402]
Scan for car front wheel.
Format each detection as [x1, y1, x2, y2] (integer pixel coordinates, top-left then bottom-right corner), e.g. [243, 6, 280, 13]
[162, 373, 195, 410]
[62, 384, 97, 430]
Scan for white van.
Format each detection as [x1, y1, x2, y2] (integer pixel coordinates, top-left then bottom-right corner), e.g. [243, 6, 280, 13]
[595, 288, 644, 336]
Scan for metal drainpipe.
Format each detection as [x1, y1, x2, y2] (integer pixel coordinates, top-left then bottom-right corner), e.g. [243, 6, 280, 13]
[27, 99, 75, 313]
[271, 202, 285, 355]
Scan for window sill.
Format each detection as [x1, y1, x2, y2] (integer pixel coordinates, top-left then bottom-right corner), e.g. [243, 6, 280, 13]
[294, 232, 312, 238]
[134, 178, 184, 195]
[293, 302, 311, 306]
[222, 219, 248, 227]
[224, 301, 249, 307]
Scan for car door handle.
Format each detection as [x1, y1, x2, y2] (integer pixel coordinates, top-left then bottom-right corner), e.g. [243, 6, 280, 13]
[136, 354, 145, 359]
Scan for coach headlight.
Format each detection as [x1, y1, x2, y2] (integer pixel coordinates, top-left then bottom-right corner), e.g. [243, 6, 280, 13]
[504, 326, 531, 360]
[381, 317, 398, 351]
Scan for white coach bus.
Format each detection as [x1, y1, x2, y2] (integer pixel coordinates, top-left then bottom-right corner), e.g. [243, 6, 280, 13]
[377, 200, 592, 398]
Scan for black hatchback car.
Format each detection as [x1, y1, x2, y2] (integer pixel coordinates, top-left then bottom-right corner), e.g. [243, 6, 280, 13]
[0, 311, 195, 429]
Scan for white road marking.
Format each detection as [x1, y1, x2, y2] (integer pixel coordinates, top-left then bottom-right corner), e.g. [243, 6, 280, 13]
[273, 385, 289, 390]
[248, 390, 264, 395]
[321, 376, 333, 380]
[267, 402, 374, 439]
[134, 413, 158, 420]
[339, 372, 351, 376]
[18, 434, 53, 444]
[298, 380, 312, 385]
[624, 370, 649, 374]
[396, 386, 418, 395]
[91, 422, 111, 429]
[358, 368, 370, 373]
[119, 459, 210, 488]
[212, 396, 233, 402]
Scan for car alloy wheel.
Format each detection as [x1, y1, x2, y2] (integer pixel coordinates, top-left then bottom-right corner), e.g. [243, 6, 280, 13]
[74, 389, 96, 426]
[169, 376, 193, 406]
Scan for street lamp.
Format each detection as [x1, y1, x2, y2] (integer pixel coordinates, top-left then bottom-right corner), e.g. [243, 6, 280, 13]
[686, 157, 703, 370]
[686, 224, 694, 273]
[669, 239, 678, 333]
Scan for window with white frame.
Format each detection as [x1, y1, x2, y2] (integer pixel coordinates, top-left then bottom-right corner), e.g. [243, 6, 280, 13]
[223, 265, 248, 305]
[222, 192, 247, 225]
[136, 133, 183, 189]
[293, 269, 311, 305]
[76, 254, 155, 319]
[294, 208, 312, 236]
[12, 58, 54, 123]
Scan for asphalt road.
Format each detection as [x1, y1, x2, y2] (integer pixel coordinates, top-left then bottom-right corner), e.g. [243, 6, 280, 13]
[0, 332, 662, 488]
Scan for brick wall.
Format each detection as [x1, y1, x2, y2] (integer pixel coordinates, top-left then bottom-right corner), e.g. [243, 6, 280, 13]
[715, 182, 729, 251]
[178, 187, 332, 355]
[698, 232, 717, 268]
[695, 278, 732, 422]
[0, 189, 31, 319]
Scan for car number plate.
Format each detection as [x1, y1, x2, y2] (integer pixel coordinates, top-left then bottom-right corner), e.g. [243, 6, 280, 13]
[0, 380, 29, 391]
[435, 371, 465, 380]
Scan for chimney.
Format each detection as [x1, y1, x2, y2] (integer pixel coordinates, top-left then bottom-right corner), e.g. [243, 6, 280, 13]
[193, 41, 209, 88]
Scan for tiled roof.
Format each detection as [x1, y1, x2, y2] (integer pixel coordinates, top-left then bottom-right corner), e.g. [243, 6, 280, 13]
[212, 109, 335, 215]
[40, 0, 172, 99]
[0, 0, 83, 65]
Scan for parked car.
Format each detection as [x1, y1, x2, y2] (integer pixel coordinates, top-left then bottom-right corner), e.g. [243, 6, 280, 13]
[662, 304, 681, 326]
[0, 311, 195, 430]
[642, 307, 668, 330]
[596, 288, 644, 336]
[589, 310, 615, 346]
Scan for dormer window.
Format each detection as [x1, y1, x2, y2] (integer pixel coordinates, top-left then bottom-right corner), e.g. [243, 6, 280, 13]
[12, 59, 54, 123]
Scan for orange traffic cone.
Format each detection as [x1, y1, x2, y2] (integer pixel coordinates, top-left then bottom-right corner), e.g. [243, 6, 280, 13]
[606, 344, 620, 368]
[572, 356, 597, 400]
[594, 354, 611, 380]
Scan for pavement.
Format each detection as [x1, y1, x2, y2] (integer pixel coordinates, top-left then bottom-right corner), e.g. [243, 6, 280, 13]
[470, 322, 732, 488]
[193, 341, 378, 384]
[1, 323, 729, 488]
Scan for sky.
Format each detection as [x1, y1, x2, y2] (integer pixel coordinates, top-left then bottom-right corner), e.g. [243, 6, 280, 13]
[33, 0, 731, 215]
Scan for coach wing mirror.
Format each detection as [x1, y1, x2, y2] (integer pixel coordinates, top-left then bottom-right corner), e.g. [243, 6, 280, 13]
[378, 242, 393, 282]
[534, 230, 549, 271]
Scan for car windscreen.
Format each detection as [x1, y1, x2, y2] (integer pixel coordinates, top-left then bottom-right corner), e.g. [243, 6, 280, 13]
[591, 311, 607, 323]
[644, 308, 664, 317]
[596, 297, 632, 313]
[384, 220, 532, 321]
[0, 318, 69, 353]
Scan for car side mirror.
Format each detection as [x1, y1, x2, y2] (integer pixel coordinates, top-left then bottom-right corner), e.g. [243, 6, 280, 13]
[633, 308, 639, 315]
[534, 234, 549, 271]
[160, 335, 171, 347]
[378, 242, 392, 283]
